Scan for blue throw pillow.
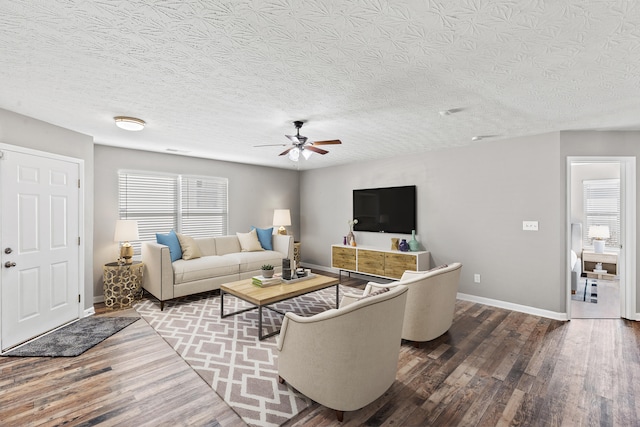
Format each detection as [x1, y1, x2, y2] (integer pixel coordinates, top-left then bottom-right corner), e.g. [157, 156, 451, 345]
[251, 226, 273, 250]
[156, 229, 183, 262]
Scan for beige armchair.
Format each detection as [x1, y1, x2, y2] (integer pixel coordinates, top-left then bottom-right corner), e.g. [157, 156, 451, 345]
[277, 285, 408, 422]
[363, 263, 462, 345]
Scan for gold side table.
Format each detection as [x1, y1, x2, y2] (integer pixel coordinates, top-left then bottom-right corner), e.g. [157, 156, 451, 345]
[103, 261, 144, 310]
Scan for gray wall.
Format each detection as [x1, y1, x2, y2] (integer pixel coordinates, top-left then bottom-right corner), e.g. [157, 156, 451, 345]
[301, 132, 565, 313]
[93, 145, 300, 300]
[0, 108, 95, 311]
[3, 106, 638, 315]
[302, 130, 640, 315]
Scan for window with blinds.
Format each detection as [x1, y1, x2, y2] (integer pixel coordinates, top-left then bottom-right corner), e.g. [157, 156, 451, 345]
[583, 179, 620, 248]
[180, 175, 229, 237]
[118, 171, 228, 256]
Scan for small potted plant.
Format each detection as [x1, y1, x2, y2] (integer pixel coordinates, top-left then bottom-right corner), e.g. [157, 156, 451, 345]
[261, 264, 275, 278]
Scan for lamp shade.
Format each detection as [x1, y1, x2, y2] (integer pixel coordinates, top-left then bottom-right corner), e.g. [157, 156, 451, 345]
[114, 220, 140, 242]
[273, 209, 291, 236]
[273, 209, 292, 227]
[588, 225, 610, 240]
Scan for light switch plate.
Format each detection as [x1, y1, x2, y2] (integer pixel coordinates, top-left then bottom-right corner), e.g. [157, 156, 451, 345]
[523, 220, 539, 231]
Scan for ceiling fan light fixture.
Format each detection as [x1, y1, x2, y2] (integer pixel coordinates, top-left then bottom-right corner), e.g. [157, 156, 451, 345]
[114, 116, 146, 131]
[288, 147, 300, 161]
[302, 149, 313, 160]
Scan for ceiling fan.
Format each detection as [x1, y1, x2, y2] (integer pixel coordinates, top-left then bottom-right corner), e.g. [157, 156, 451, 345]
[256, 121, 341, 161]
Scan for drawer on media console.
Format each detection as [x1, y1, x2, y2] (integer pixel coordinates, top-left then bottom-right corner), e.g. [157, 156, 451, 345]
[332, 246, 356, 270]
[358, 250, 385, 276]
[385, 253, 417, 278]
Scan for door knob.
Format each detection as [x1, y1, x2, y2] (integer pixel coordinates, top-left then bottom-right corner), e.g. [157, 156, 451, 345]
[4, 248, 12, 254]
[4, 261, 16, 268]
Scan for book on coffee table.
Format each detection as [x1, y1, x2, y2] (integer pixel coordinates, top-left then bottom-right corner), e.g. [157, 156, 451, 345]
[252, 275, 282, 287]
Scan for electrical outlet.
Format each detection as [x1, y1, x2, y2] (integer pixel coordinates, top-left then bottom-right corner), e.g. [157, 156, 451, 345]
[474, 274, 481, 283]
[523, 220, 539, 231]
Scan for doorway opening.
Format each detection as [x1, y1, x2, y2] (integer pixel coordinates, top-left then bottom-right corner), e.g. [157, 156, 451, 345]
[567, 157, 636, 320]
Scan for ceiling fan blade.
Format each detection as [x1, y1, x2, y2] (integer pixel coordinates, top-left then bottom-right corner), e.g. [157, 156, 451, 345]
[305, 146, 329, 155]
[254, 143, 288, 147]
[279, 147, 293, 156]
[311, 139, 342, 146]
[285, 134, 300, 144]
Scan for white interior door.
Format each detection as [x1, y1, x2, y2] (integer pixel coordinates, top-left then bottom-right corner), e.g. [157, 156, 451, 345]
[1, 148, 80, 351]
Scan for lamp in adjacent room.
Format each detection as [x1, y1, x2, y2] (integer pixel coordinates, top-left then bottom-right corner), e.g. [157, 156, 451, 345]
[588, 225, 610, 254]
[114, 219, 139, 264]
[273, 209, 291, 235]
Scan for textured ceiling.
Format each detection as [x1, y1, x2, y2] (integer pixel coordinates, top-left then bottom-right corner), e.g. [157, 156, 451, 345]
[1, 1, 640, 170]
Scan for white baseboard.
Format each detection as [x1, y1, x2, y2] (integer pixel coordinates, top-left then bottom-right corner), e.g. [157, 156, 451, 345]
[299, 263, 640, 321]
[457, 292, 568, 321]
[93, 295, 105, 304]
[84, 306, 95, 317]
[308, 263, 569, 319]
[302, 263, 334, 274]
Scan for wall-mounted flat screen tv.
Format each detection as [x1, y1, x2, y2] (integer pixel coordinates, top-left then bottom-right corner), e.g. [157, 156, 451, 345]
[353, 185, 416, 234]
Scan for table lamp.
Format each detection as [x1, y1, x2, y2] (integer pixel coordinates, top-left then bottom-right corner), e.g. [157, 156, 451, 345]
[114, 219, 139, 264]
[588, 225, 609, 254]
[273, 209, 291, 235]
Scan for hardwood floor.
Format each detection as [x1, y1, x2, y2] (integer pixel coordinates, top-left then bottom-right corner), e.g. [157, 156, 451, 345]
[2, 273, 639, 426]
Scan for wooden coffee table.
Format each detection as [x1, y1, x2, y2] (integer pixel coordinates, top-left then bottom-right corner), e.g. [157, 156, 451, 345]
[220, 274, 340, 340]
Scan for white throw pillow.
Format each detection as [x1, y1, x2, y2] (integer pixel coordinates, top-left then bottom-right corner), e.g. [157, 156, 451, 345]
[236, 229, 264, 252]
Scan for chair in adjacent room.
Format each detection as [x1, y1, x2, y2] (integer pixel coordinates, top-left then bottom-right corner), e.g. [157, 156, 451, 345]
[277, 285, 408, 422]
[360, 263, 462, 345]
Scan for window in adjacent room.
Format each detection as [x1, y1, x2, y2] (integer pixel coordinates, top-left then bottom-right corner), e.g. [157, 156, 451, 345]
[583, 178, 620, 249]
[118, 171, 228, 255]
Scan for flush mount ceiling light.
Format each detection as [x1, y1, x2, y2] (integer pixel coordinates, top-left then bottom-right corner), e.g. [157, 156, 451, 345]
[114, 116, 145, 131]
[439, 108, 464, 116]
[471, 134, 498, 141]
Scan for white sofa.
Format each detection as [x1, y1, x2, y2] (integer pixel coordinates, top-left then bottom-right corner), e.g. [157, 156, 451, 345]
[142, 234, 293, 309]
[277, 284, 408, 422]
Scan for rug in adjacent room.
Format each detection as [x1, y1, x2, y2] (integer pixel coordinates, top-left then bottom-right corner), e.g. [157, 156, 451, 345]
[572, 279, 598, 303]
[2, 316, 139, 357]
[134, 285, 349, 427]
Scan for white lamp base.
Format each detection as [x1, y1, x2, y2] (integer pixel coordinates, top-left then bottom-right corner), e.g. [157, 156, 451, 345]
[593, 239, 605, 254]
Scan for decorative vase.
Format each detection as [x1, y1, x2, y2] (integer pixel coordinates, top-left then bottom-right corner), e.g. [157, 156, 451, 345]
[347, 231, 356, 247]
[391, 238, 399, 250]
[343, 236, 347, 245]
[409, 230, 419, 251]
[399, 239, 409, 252]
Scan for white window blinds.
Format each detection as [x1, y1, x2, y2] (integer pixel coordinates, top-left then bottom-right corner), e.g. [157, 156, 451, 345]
[180, 175, 229, 237]
[583, 179, 620, 248]
[118, 171, 228, 255]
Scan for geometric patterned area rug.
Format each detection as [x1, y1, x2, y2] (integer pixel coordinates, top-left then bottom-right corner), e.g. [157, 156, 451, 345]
[134, 285, 349, 427]
[1, 316, 139, 357]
